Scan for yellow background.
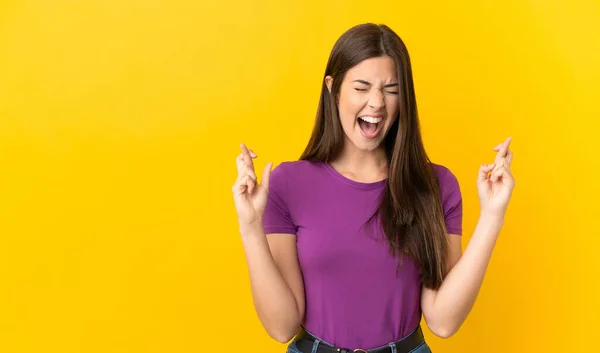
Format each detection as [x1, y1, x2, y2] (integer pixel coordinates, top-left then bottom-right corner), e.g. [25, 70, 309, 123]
[1, 1, 598, 352]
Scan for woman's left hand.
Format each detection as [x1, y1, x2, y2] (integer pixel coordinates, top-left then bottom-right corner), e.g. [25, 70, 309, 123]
[477, 137, 516, 219]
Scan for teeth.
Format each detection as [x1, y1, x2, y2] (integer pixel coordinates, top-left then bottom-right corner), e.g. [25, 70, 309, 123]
[359, 116, 383, 124]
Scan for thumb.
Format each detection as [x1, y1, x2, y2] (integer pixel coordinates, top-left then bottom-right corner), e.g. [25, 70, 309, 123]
[260, 162, 273, 192]
[477, 163, 495, 183]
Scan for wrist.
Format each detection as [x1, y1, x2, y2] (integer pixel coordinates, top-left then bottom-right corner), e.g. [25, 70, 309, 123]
[477, 213, 505, 233]
[239, 221, 264, 239]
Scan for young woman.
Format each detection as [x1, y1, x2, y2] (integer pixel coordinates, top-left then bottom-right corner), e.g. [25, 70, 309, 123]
[232, 23, 515, 353]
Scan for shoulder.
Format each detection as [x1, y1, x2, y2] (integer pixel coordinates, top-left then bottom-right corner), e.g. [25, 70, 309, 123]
[430, 162, 460, 191]
[273, 159, 322, 171]
[430, 163, 462, 234]
[266, 160, 325, 214]
[430, 163, 462, 221]
[430, 162, 462, 208]
[271, 160, 325, 180]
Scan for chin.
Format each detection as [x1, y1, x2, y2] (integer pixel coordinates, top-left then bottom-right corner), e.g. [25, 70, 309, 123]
[353, 139, 384, 152]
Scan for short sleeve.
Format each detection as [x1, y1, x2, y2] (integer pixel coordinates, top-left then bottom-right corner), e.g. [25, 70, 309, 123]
[439, 167, 463, 235]
[262, 163, 297, 235]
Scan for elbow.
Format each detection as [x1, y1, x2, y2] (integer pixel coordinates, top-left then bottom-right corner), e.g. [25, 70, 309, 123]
[260, 303, 303, 343]
[429, 323, 459, 339]
[267, 326, 299, 343]
[264, 315, 301, 344]
[432, 328, 455, 339]
[270, 332, 296, 344]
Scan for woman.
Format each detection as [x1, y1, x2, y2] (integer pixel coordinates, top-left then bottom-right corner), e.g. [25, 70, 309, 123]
[232, 23, 515, 353]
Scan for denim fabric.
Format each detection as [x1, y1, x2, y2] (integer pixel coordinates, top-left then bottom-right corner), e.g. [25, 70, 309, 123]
[286, 335, 432, 353]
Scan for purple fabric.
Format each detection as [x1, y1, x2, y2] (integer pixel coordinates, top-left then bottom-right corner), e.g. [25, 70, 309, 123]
[263, 160, 462, 349]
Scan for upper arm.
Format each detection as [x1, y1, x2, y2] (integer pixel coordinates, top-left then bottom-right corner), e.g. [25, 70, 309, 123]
[421, 233, 462, 336]
[439, 166, 463, 274]
[445, 234, 462, 274]
[265, 233, 305, 322]
[421, 166, 464, 334]
[261, 164, 305, 319]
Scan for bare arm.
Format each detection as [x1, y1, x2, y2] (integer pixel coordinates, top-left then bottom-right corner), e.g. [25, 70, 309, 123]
[422, 137, 515, 338]
[421, 219, 502, 338]
[232, 143, 304, 343]
[241, 227, 305, 343]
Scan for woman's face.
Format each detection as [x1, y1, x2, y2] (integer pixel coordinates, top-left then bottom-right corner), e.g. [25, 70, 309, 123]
[326, 55, 400, 153]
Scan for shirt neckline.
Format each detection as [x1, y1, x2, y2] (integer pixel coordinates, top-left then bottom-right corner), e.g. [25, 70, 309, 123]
[322, 162, 388, 189]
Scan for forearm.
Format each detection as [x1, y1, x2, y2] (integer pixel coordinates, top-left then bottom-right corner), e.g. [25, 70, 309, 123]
[241, 226, 301, 342]
[430, 215, 504, 335]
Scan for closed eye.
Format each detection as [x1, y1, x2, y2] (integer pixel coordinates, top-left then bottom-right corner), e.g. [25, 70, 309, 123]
[355, 88, 398, 94]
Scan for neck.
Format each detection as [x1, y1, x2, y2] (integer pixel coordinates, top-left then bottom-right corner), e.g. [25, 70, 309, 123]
[330, 143, 389, 183]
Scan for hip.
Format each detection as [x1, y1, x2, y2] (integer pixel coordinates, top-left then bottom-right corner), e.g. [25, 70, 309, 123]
[286, 325, 431, 353]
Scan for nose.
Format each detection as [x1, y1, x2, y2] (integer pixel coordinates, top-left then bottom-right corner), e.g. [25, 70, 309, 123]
[368, 89, 386, 110]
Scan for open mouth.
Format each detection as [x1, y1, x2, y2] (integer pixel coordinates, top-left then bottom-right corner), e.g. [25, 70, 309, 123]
[357, 116, 383, 139]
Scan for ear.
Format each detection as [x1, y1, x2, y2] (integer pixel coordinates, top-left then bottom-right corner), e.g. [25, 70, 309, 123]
[325, 75, 333, 93]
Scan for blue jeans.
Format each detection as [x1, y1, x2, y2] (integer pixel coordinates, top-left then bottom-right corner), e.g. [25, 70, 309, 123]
[286, 334, 432, 353]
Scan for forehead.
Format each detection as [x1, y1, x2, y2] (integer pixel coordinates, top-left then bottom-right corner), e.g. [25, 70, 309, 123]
[345, 56, 397, 82]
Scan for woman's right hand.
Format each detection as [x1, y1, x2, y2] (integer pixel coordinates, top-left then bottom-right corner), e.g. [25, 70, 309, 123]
[232, 143, 273, 232]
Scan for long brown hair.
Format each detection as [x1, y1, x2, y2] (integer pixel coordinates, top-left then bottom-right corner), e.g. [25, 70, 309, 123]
[300, 23, 449, 290]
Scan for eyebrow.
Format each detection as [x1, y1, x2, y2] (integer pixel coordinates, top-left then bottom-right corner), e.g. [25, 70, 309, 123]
[353, 80, 399, 88]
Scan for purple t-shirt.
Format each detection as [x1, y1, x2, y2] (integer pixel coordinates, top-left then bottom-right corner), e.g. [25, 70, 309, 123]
[263, 160, 462, 349]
